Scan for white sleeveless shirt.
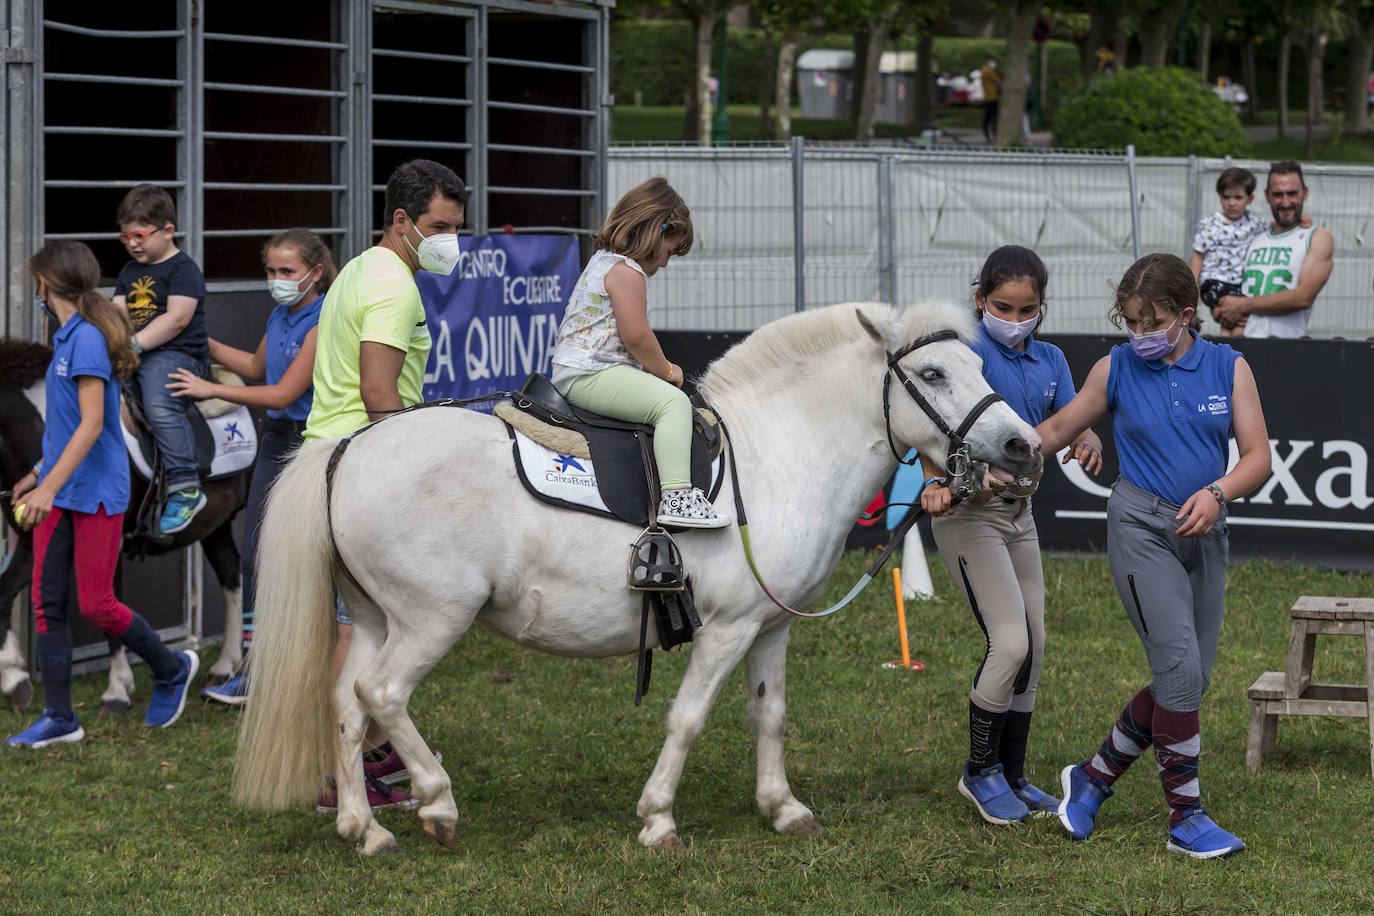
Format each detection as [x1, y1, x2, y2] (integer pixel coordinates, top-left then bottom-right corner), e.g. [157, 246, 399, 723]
[550, 250, 648, 390]
[1242, 224, 1314, 339]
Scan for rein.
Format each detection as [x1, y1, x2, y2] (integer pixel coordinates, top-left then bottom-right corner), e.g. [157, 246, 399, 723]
[706, 329, 996, 620]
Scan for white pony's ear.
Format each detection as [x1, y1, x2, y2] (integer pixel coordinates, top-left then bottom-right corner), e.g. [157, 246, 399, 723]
[855, 307, 898, 349]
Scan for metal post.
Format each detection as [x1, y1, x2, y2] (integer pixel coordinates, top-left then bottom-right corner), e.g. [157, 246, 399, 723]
[1126, 143, 1143, 260]
[791, 135, 805, 313]
[877, 153, 895, 304]
[4, 0, 38, 339]
[474, 7, 489, 234]
[1185, 154, 1200, 256]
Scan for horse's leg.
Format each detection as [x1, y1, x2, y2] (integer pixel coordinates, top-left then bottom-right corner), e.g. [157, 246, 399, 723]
[745, 621, 819, 837]
[353, 623, 460, 850]
[0, 629, 33, 712]
[0, 540, 35, 711]
[330, 600, 398, 856]
[637, 618, 761, 849]
[101, 640, 135, 714]
[200, 523, 243, 681]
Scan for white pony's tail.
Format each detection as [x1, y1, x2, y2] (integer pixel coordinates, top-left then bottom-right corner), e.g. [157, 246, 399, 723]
[233, 440, 340, 810]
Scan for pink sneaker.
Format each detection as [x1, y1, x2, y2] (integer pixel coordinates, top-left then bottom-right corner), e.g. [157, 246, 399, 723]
[364, 747, 443, 786]
[316, 775, 420, 814]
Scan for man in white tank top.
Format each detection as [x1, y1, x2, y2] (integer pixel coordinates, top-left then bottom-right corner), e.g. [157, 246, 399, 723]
[1212, 161, 1334, 339]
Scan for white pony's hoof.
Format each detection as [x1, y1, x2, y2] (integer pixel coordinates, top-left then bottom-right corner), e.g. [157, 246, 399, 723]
[358, 827, 403, 856]
[776, 813, 821, 837]
[638, 819, 682, 849]
[5, 678, 33, 712]
[100, 698, 131, 716]
[651, 832, 684, 850]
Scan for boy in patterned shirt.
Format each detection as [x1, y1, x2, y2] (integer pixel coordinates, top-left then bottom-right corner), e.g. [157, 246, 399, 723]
[1189, 167, 1308, 336]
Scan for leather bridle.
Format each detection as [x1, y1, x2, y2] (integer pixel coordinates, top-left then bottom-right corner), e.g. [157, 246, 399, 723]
[881, 329, 1004, 479]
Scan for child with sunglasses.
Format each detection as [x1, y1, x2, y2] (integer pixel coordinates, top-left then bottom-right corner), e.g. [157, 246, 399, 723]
[111, 184, 211, 536]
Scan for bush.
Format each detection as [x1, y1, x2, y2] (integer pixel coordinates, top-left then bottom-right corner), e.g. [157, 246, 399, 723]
[610, 22, 1083, 125]
[1053, 66, 1253, 156]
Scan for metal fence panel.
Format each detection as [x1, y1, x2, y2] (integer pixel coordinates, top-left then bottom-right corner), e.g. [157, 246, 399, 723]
[608, 143, 1374, 339]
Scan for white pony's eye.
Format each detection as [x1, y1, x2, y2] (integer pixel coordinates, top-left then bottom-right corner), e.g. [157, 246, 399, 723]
[919, 368, 943, 383]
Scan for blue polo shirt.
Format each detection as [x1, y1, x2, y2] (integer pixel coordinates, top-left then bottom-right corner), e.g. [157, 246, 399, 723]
[263, 293, 324, 421]
[968, 324, 1076, 426]
[39, 315, 130, 514]
[1106, 333, 1239, 505]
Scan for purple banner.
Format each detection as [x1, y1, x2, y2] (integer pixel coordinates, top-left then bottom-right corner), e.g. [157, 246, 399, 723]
[415, 234, 581, 408]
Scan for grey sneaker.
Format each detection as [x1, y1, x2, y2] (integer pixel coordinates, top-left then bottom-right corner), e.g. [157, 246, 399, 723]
[658, 487, 731, 529]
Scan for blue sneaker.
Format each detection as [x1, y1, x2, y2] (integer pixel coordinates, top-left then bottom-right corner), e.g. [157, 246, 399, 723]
[201, 669, 248, 706]
[160, 487, 207, 535]
[1011, 776, 1060, 816]
[146, 650, 200, 728]
[1058, 762, 1113, 840]
[6, 708, 85, 748]
[1166, 809, 1245, 859]
[957, 762, 1030, 825]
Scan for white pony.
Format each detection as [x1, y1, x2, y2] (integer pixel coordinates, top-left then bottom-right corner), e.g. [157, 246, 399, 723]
[233, 301, 1041, 855]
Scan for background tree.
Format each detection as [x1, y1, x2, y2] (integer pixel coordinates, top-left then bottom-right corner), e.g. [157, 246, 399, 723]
[755, 0, 830, 139]
[1138, 0, 1189, 67]
[995, 0, 1038, 145]
[845, 0, 903, 141]
[674, 0, 734, 144]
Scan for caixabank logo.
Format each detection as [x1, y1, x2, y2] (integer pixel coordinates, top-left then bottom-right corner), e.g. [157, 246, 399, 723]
[545, 454, 597, 489]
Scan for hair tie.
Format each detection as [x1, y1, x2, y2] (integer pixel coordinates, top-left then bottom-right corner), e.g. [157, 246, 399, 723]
[661, 223, 668, 229]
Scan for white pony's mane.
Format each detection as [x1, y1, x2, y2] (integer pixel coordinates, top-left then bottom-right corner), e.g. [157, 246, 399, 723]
[701, 298, 975, 394]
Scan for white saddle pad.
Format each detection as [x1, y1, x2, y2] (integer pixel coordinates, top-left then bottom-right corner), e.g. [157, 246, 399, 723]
[513, 429, 613, 514]
[124, 404, 258, 482]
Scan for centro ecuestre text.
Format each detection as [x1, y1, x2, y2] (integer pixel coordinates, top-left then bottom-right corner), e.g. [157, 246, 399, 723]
[424, 248, 566, 385]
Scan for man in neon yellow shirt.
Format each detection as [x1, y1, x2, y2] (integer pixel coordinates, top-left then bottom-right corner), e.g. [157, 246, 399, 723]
[304, 158, 466, 815]
[306, 158, 468, 440]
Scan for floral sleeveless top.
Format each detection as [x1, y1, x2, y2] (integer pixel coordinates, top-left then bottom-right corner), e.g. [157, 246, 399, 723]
[550, 250, 647, 386]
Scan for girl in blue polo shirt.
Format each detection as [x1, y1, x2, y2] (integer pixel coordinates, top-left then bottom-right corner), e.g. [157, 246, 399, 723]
[920, 246, 1104, 826]
[7, 241, 198, 748]
[166, 228, 334, 705]
[1036, 253, 1272, 859]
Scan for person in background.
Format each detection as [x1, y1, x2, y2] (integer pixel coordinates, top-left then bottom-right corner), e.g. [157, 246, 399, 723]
[1038, 253, 1271, 859]
[7, 241, 199, 748]
[921, 245, 1102, 826]
[111, 184, 212, 535]
[304, 158, 468, 814]
[1212, 161, 1333, 339]
[980, 54, 1003, 144]
[166, 229, 336, 706]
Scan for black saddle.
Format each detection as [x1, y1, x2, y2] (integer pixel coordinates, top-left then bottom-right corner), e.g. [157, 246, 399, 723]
[124, 394, 217, 483]
[505, 373, 723, 527]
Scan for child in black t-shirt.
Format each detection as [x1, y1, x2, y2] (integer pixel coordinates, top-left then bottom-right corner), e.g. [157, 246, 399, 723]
[111, 184, 211, 535]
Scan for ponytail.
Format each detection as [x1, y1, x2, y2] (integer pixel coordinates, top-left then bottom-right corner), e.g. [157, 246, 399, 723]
[80, 289, 139, 378]
[30, 240, 139, 378]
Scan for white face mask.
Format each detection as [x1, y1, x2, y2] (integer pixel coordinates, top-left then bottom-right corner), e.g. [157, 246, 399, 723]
[404, 220, 461, 275]
[981, 309, 1039, 347]
[266, 270, 315, 307]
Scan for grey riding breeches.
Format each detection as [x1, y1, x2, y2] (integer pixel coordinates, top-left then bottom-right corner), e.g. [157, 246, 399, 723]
[931, 496, 1045, 714]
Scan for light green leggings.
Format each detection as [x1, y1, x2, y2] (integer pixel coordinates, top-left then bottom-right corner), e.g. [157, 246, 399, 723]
[565, 364, 693, 490]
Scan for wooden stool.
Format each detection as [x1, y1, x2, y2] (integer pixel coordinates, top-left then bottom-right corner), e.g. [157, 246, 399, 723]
[1246, 596, 1374, 778]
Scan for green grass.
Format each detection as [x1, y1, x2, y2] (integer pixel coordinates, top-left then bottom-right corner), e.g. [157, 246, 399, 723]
[1251, 132, 1374, 164]
[611, 104, 986, 143]
[2, 553, 1373, 913]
